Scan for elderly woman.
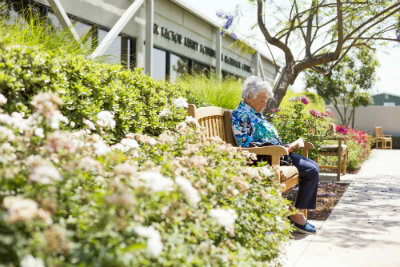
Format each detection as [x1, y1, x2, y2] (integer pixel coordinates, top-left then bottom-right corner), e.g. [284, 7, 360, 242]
[232, 76, 319, 234]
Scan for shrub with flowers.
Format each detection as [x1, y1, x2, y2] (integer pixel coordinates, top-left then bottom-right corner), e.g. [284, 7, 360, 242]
[269, 95, 333, 152]
[0, 92, 292, 267]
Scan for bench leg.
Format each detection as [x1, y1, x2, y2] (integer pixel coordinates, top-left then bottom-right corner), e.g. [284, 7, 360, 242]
[342, 151, 347, 175]
[336, 155, 341, 182]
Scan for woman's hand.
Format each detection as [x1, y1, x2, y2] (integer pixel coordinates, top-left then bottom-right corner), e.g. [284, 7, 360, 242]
[284, 144, 298, 153]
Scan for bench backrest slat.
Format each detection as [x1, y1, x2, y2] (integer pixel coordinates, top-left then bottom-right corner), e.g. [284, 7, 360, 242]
[375, 126, 384, 137]
[188, 104, 235, 145]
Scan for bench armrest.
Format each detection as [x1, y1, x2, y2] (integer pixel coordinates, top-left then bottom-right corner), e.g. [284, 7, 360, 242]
[326, 136, 348, 141]
[300, 141, 315, 158]
[241, 145, 288, 166]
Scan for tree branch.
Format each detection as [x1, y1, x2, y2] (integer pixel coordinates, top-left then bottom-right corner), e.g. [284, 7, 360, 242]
[305, 1, 316, 58]
[342, 3, 400, 45]
[329, 5, 400, 71]
[293, 0, 343, 74]
[257, 0, 295, 65]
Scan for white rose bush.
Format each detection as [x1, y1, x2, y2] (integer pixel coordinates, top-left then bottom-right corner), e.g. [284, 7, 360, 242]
[0, 92, 292, 266]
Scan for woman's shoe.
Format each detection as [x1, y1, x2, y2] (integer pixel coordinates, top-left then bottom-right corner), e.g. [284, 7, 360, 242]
[288, 218, 316, 234]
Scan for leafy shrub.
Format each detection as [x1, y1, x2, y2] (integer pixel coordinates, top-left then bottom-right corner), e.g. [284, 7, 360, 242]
[174, 74, 242, 110]
[0, 38, 188, 141]
[0, 92, 292, 267]
[269, 95, 332, 153]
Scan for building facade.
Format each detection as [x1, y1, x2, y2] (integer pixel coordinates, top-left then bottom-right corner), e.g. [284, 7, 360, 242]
[372, 93, 400, 106]
[23, 0, 279, 83]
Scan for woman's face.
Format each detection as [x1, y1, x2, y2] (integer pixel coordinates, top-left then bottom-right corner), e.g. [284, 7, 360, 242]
[245, 92, 268, 113]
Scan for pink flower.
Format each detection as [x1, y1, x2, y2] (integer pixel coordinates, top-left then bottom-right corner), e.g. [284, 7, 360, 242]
[336, 125, 348, 135]
[300, 95, 309, 105]
[310, 110, 320, 118]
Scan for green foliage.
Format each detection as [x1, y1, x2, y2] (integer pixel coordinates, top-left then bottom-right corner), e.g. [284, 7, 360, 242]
[0, 92, 291, 267]
[304, 47, 379, 127]
[269, 96, 332, 154]
[175, 74, 242, 110]
[279, 89, 326, 112]
[0, 38, 187, 142]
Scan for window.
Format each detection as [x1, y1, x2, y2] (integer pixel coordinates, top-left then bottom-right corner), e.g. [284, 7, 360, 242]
[98, 29, 121, 64]
[383, 102, 395, 106]
[153, 47, 167, 81]
[170, 54, 189, 82]
[193, 61, 210, 75]
[121, 37, 136, 69]
[222, 70, 240, 80]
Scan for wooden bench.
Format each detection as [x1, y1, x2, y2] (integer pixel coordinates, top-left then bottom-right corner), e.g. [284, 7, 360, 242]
[375, 126, 392, 149]
[187, 104, 315, 193]
[315, 123, 347, 181]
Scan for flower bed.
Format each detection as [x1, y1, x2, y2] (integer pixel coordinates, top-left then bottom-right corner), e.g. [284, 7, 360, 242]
[0, 92, 292, 267]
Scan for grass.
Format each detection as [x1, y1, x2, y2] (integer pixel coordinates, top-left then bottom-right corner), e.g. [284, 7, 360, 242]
[175, 74, 243, 110]
[0, 4, 91, 56]
[175, 71, 327, 113]
[280, 89, 327, 113]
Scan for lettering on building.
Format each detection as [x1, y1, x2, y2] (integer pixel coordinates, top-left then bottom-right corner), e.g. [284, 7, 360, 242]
[200, 45, 215, 58]
[242, 64, 251, 72]
[184, 37, 198, 50]
[160, 27, 182, 44]
[224, 55, 241, 68]
[153, 23, 251, 73]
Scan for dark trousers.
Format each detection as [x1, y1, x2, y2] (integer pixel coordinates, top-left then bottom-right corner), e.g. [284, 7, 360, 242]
[289, 152, 319, 210]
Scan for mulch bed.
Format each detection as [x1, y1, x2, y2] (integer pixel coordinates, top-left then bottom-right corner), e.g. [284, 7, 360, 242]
[283, 182, 350, 221]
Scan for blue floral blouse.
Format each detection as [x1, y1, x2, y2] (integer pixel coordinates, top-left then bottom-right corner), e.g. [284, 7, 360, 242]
[232, 101, 283, 147]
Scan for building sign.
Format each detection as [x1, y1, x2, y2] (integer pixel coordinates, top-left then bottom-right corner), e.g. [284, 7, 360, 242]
[153, 23, 251, 73]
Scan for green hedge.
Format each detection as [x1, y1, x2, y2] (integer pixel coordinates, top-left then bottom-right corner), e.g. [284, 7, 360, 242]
[0, 38, 187, 142]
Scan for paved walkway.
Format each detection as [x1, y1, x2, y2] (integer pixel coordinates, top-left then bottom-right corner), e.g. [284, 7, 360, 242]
[283, 149, 400, 267]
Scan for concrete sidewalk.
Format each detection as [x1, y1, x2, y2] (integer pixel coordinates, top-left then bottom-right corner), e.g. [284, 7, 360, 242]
[283, 149, 400, 267]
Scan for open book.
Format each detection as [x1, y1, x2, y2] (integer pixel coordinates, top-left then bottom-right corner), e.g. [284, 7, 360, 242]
[289, 137, 304, 151]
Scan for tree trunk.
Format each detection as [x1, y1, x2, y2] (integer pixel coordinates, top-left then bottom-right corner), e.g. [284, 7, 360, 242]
[351, 107, 356, 128]
[264, 65, 296, 113]
[332, 103, 345, 125]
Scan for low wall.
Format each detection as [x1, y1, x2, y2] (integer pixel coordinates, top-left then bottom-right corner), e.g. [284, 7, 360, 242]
[327, 105, 400, 149]
[327, 105, 400, 136]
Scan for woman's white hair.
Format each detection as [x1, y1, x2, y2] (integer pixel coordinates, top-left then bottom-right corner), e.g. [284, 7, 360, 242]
[241, 76, 274, 99]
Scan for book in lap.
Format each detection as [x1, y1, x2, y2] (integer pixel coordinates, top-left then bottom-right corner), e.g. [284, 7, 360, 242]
[289, 138, 304, 151]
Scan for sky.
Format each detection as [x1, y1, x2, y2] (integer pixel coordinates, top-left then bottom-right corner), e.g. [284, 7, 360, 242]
[180, 0, 400, 96]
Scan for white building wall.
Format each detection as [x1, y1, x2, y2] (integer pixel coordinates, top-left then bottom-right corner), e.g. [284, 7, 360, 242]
[153, 0, 216, 66]
[221, 37, 254, 78]
[35, 0, 277, 81]
[328, 105, 400, 136]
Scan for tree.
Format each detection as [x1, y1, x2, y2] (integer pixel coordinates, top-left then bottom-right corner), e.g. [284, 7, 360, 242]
[304, 47, 378, 127]
[248, 0, 400, 111]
